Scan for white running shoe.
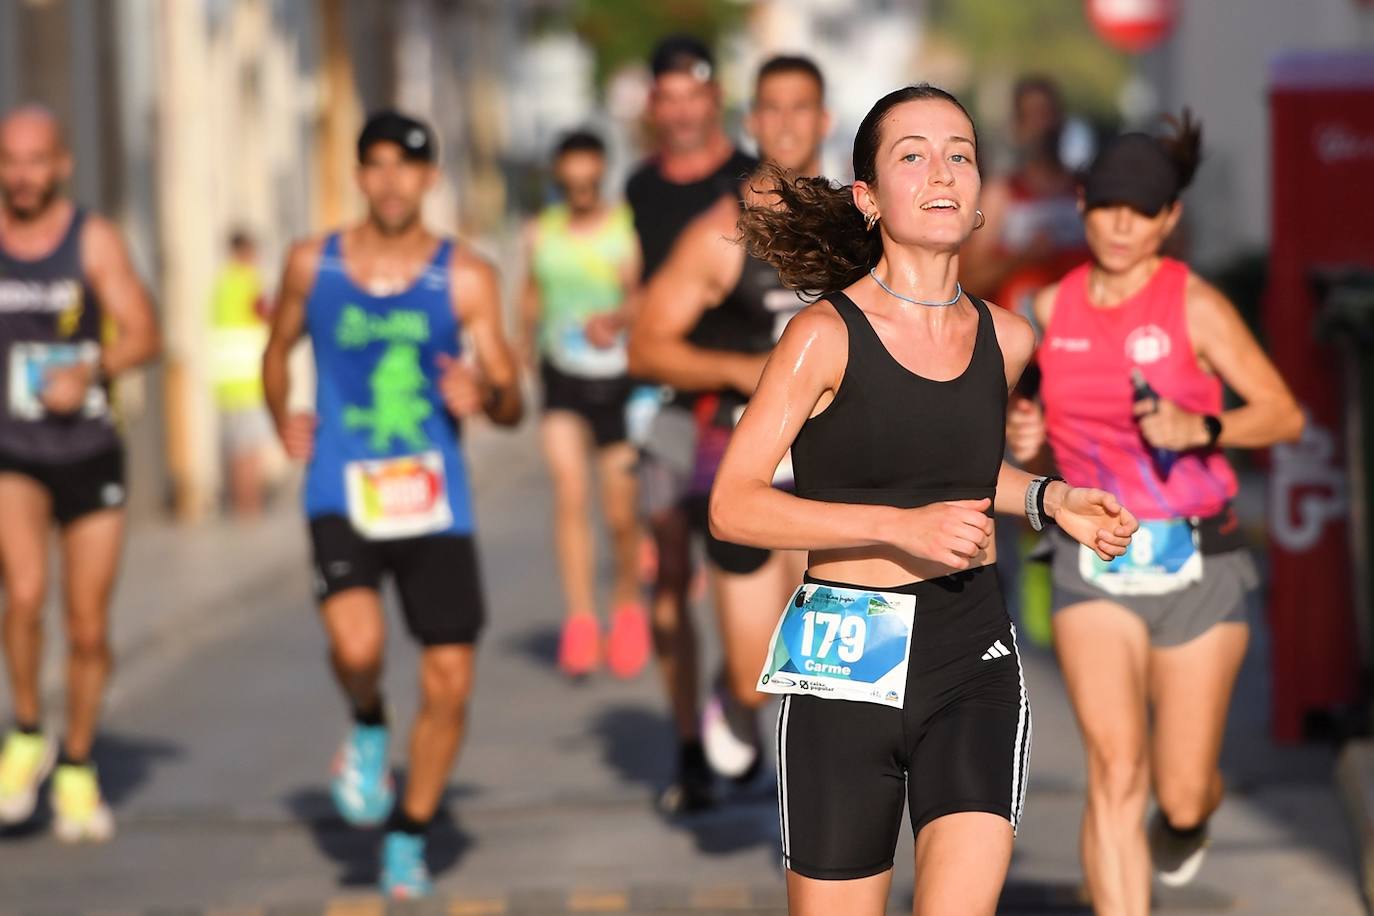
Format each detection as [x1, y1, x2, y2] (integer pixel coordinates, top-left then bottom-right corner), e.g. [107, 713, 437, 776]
[701, 680, 761, 781]
[1149, 810, 1209, 887]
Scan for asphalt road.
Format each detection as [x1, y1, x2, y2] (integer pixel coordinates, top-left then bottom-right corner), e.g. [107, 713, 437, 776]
[0, 424, 1363, 914]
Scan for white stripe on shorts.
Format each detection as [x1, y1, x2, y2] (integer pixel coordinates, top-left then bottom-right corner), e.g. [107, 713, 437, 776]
[776, 694, 792, 867]
[1008, 623, 1032, 833]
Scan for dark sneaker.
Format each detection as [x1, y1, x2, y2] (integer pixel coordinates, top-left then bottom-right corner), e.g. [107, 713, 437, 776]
[1149, 810, 1210, 887]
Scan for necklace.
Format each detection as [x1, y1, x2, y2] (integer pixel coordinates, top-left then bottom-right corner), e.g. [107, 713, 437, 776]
[869, 268, 962, 307]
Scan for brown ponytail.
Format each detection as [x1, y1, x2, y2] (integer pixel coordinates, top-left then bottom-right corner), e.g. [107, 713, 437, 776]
[739, 165, 879, 300]
[1159, 108, 1203, 193]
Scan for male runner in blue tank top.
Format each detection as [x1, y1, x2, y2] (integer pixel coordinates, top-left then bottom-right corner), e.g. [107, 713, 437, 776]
[0, 106, 160, 843]
[262, 111, 522, 900]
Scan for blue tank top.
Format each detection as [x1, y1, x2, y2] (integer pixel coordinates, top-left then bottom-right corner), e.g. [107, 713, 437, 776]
[303, 233, 474, 538]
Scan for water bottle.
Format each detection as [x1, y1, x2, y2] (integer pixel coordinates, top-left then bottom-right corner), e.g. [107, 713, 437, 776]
[1131, 368, 1177, 478]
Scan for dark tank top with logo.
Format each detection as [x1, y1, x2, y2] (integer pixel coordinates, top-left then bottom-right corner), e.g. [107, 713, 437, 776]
[0, 208, 117, 462]
[688, 212, 806, 496]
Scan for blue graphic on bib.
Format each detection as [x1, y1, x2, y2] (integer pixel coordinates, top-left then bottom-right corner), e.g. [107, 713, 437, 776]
[759, 584, 916, 707]
[1081, 517, 1202, 596]
[775, 588, 907, 682]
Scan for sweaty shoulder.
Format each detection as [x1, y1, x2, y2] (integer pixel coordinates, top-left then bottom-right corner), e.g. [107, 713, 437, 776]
[1182, 267, 1242, 338]
[778, 301, 847, 364]
[282, 235, 326, 295]
[78, 213, 130, 269]
[1031, 281, 1060, 331]
[691, 193, 744, 243]
[982, 297, 1036, 369]
[450, 245, 500, 313]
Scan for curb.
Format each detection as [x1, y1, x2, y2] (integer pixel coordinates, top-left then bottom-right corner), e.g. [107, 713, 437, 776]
[1336, 739, 1374, 914]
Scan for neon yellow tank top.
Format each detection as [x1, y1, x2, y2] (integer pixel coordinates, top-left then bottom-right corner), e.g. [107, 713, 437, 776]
[531, 203, 635, 378]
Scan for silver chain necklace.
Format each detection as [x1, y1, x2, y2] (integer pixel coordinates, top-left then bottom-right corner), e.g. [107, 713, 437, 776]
[869, 268, 962, 307]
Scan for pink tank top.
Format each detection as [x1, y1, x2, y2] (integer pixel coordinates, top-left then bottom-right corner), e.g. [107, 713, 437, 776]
[1039, 258, 1237, 520]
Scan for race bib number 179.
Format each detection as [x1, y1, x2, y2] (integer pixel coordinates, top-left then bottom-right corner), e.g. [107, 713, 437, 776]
[758, 583, 916, 708]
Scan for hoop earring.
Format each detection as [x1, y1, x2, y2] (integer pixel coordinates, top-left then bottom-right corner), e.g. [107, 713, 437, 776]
[973, 209, 986, 231]
[865, 211, 879, 232]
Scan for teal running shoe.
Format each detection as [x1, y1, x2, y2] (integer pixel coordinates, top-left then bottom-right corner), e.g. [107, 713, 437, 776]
[329, 723, 394, 826]
[380, 830, 433, 900]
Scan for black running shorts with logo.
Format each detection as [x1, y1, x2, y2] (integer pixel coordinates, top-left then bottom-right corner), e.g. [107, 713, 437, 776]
[776, 564, 1031, 880]
[540, 360, 632, 448]
[0, 445, 126, 526]
[309, 515, 486, 645]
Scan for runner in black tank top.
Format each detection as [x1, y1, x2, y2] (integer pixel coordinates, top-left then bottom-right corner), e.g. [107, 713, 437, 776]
[629, 56, 828, 803]
[0, 106, 160, 843]
[713, 86, 1138, 915]
[620, 36, 761, 814]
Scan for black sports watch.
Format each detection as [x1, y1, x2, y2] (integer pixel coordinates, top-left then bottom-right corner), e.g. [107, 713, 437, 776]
[1202, 414, 1223, 449]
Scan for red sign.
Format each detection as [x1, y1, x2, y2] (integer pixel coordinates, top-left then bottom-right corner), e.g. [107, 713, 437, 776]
[1086, 0, 1178, 53]
[1266, 52, 1374, 742]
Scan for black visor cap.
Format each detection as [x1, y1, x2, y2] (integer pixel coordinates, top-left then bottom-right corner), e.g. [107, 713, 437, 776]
[1082, 133, 1179, 217]
[357, 111, 436, 164]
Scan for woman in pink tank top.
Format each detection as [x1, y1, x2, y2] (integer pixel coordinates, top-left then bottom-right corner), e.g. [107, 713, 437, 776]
[1018, 115, 1304, 913]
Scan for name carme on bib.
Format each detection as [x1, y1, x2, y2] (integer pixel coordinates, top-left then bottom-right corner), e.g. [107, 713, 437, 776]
[758, 582, 916, 708]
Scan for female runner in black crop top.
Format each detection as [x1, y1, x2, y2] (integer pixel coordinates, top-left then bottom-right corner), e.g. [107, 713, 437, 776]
[711, 85, 1139, 916]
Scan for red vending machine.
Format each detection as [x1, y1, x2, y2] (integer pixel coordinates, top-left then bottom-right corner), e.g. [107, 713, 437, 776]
[1266, 51, 1374, 743]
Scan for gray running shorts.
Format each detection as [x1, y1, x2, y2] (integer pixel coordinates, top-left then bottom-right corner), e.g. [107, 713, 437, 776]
[636, 404, 696, 519]
[1048, 526, 1258, 647]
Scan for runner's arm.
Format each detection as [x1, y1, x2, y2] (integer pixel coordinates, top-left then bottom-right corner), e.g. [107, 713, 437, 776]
[1006, 285, 1056, 472]
[262, 240, 316, 431]
[1183, 275, 1304, 449]
[82, 215, 161, 376]
[452, 253, 523, 427]
[615, 231, 644, 324]
[627, 197, 761, 395]
[517, 220, 541, 367]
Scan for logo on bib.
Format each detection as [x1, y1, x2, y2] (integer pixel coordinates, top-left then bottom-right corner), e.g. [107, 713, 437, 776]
[345, 451, 453, 540]
[1125, 325, 1171, 365]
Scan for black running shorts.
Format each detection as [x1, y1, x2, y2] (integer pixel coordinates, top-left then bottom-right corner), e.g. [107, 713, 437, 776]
[309, 515, 486, 645]
[0, 445, 126, 526]
[684, 494, 770, 575]
[540, 360, 632, 448]
[776, 564, 1031, 880]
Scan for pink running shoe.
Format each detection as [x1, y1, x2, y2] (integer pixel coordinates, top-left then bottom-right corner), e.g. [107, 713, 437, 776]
[606, 604, 651, 679]
[558, 614, 601, 677]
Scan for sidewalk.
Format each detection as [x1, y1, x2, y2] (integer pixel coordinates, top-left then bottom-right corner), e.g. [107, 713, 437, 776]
[29, 498, 310, 719]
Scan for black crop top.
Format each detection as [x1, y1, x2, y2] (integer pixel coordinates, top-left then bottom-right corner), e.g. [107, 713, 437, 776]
[790, 291, 1007, 510]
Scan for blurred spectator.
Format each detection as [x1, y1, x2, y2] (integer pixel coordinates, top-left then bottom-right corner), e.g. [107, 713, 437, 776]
[961, 75, 1088, 320]
[963, 77, 1090, 646]
[210, 230, 272, 518]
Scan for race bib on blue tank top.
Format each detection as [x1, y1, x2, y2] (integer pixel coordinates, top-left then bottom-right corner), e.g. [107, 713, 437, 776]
[758, 583, 915, 708]
[1079, 518, 1203, 596]
[345, 450, 453, 540]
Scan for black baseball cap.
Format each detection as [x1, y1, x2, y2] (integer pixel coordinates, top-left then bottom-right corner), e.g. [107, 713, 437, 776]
[650, 34, 715, 81]
[357, 110, 436, 164]
[1082, 132, 1180, 216]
